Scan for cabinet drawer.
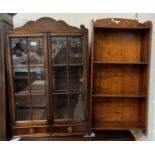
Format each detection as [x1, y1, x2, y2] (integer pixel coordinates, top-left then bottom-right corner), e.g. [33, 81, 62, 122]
[12, 126, 49, 136]
[52, 125, 88, 134]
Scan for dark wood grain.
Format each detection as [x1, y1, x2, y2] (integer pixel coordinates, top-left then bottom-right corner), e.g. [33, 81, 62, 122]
[0, 13, 14, 140]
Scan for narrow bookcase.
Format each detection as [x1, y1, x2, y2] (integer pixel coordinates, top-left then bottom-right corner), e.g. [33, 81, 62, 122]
[90, 18, 152, 133]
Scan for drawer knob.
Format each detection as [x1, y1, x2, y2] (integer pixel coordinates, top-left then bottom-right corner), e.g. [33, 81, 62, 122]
[67, 127, 73, 133]
[29, 128, 34, 134]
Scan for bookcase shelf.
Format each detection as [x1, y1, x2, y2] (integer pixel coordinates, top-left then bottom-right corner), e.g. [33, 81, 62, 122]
[92, 121, 145, 130]
[90, 18, 152, 132]
[92, 94, 146, 98]
[93, 61, 148, 65]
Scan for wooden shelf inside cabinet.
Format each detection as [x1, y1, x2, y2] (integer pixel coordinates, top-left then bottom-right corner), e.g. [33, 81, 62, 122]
[53, 91, 84, 95]
[52, 63, 83, 67]
[16, 106, 46, 109]
[90, 18, 152, 133]
[13, 64, 45, 67]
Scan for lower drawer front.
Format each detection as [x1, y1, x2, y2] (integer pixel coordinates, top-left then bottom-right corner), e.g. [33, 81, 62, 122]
[12, 126, 49, 136]
[52, 125, 88, 134]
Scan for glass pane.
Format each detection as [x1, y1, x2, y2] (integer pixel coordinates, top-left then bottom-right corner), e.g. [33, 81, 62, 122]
[69, 66, 84, 91]
[30, 67, 45, 92]
[53, 94, 68, 120]
[15, 94, 31, 121]
[32, 108, 46, 120]
[15, 94, 30, 108]
[28, 38, 44, 65]
[51, 37, 68, 64]
[68, 37, 83, 64]
[16, 108, 31, 121]
[31, 94, 45, 107]
[11, 38, 28, 66]
[52, 67, 67, 91]
[13, 67, 29, 93]
[69, 93, 84, 120]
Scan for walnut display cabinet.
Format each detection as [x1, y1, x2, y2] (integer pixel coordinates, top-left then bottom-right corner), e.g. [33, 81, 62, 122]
[6, 17, 88, 139]
[90, 18, 152, 133]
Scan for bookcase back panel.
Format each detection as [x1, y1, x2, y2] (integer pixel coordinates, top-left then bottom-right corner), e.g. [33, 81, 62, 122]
[93, 65, 146, 95]
[92, 98, 145, 129]
[94, 29, 146, 63]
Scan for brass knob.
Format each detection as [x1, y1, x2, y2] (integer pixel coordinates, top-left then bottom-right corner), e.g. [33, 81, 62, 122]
[29, 128, 34, 134]
[67, 127, 73, 133]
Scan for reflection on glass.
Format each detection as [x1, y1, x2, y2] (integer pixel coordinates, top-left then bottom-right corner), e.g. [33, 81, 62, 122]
[53, 94, 68, 120]
[52, 67, 67, 91]
[13, 67, 29, 93]
[30, 67, 45, 92]
[28, 38, 44, 65]
[11, 38, 28, 65]
[51, 37, 68, 64]
[16, 108, 31, 121]
[31, 94, 45, 107]
[11, 37, 47, 122]
[32, 109, 46, 120]
[15, 94, 31, 121]
[69, 37, 83, 64]
[15, 94, 30, 108]
[69, 93, 84, 120]
[69, 66, 83, 91]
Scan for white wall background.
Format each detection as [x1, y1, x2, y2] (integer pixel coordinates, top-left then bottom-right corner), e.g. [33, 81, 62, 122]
[13, 13, 155, 141]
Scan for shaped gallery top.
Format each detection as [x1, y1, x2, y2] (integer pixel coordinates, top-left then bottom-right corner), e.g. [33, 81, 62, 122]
[92, 18, 152, 29]
[8, 17, 88, 35]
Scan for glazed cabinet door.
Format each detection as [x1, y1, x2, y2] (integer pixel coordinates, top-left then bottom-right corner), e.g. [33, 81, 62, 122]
[50, 35, 88, 135]
[7, 35, 49, 136]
